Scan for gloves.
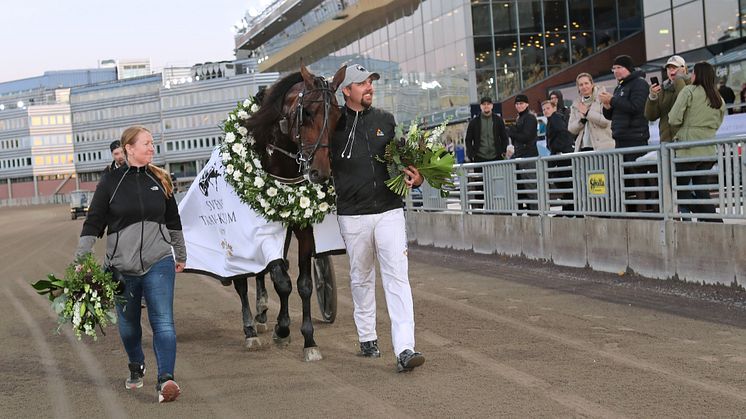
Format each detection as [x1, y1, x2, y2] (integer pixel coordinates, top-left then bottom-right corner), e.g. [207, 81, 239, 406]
[74, 236, 96, 260]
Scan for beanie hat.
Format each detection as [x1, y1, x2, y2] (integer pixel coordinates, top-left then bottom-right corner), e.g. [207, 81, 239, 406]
[110, 140, 121, 152]
[514, 94, 529, 104]
[613, 55, 634, 72]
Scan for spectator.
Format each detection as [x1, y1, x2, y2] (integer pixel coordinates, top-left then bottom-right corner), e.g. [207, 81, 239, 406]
[507, 94, 539, 211]
[465, 97, 509, 162]
[549, 90, 570, 122]
[718, 79, 736, 115]
[599, 55, 652, 213]
[105, 140, 127, 173]
[542, 100, 574, 212]
[668, 62, 726, 221]
[464, 96, 510, 209]
[644, 55, 691, 142]
[568, 73, 614, 151]
[740, 83, 746, 113]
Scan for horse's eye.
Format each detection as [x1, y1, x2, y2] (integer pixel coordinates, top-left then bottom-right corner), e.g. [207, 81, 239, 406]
[302, 109, 312, 121]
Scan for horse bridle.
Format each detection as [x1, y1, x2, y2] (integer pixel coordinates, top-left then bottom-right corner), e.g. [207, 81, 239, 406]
[270, 77, 335, 175]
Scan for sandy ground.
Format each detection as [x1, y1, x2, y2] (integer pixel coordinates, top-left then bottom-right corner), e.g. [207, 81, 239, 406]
[1, 204, 745, 418]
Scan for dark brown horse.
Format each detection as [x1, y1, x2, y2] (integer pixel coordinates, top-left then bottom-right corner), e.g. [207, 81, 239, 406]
[230, 64, 345, 361]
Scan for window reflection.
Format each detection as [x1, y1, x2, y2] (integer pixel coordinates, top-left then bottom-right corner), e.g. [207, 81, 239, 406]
[674, 1, 705, 51]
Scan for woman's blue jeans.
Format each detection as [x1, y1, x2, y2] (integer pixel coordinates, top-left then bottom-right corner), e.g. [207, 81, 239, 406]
[116, 256, 176, 379]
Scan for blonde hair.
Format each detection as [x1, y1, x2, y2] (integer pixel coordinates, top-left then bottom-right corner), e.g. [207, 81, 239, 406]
[120, 125, 174, 197]
[541, 99, 554, 108]
[576, 72, 594, 85]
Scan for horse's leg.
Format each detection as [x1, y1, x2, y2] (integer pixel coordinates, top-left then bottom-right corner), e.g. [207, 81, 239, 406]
[294, 227, 321, 361]
[233, 276, 261, 349]
[267, 259, 292, 346]
[254, 273, 268, 332]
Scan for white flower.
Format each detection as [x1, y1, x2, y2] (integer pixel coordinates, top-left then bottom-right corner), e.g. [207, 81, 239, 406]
[225, 164, 234, 174]
[259, 198, 269, 208]
[304, 208, 313, 218]
[254, 177, 265, 188]
[233, 171, 242, 181]
[280, 210, 291, 218]
[299, 186, 307, 192]
[238, 110, 249, 120]
[299, 196, 311, 209]
[221, 152, 231, 162]
[288, 195, 295, 203]
[230, 114, 236, 121]
[232, 143, 245, 155]
[266, 208, 276, 216]
[234, 123, 242, 130]
[317, 191, 326, 199]
[251, 104, 259, 113]
[267, 187, 278, 197]
[253, 158, 261, 168]
[243, 99, 252, 108]
[225, 132, 236, 143]
[244, 163, 253, 173]
[237, 126, 248, 136]
[318, 202, 329, 212]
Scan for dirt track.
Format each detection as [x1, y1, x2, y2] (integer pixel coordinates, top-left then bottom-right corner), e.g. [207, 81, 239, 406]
[1, 204, 745, 418]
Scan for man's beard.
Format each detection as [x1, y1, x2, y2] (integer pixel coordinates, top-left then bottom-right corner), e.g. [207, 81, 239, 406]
[361, 92, 373, 108]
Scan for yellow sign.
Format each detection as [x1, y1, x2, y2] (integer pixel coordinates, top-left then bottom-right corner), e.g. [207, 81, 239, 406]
[588, 173, 607, 195]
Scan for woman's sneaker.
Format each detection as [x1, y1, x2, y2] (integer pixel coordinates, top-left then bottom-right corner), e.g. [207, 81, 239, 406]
[125, 363, 145, 389]
[157, 374, 180, 403]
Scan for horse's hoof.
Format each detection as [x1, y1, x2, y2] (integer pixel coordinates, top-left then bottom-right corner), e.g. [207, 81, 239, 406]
[255, 323, 268, 333]
[244, 337, 262, 350]
[272, 332, 291, 347]
[303, 347, 323, 362]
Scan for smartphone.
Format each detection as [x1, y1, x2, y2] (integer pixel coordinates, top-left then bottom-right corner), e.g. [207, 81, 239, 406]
[651, 76, 659, 86]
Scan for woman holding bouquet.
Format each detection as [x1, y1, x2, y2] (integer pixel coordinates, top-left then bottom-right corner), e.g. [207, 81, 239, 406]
[331, 64, 426, 372]
[74, 125, 186, 403]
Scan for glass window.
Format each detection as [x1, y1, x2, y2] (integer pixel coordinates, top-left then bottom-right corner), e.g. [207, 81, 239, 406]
[521, 34, 545, 87]
[674, 1, 705, 52]
[594, 0, 618, 49]
[473, 36, 495, 69]
[543, 1, 567, 33]
[645, 12, 673, 60]
[570, 30, 594, 61]
[568, 0, 592, 31]
[704, 0, 740, 44]
[516, 1, 543, 34]
[619, 0, 643, 38]
[492, 1, 517, 36]
[644, 0, 671, 16]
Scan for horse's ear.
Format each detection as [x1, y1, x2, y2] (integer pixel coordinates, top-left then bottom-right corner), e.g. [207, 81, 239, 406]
[330, 65, 347, 92]
[300, 64, 315, 89]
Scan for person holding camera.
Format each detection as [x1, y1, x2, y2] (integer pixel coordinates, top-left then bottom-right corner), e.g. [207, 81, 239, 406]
[74, 125, 186, 403]
[645, 55, 691, 142]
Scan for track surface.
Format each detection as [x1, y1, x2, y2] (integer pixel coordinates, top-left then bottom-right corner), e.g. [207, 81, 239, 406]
[2, 205, 745, 418]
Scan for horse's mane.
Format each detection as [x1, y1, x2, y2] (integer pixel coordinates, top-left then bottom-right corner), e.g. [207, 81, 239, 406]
[245, 72, 304, 150]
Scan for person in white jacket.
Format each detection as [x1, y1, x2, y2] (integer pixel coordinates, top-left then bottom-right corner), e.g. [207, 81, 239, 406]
[568, 73, 615, 152]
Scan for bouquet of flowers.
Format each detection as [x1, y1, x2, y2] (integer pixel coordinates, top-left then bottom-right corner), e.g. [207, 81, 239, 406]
[31, 254, 123, 340]
[379, 120, 455, 197]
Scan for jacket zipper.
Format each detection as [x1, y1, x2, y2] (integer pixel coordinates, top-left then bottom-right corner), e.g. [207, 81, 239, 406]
[135, 171, 145, 272]
[362, 115, 378, 210]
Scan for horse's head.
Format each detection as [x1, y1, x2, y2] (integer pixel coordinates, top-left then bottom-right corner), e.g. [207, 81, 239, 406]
[282, 64, 346, 183]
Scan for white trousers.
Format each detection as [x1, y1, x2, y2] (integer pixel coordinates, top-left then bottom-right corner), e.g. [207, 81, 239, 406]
[337, 208, 415, 355]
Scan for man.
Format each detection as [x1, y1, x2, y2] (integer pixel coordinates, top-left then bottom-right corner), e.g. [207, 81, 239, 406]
[465, 97, 509, 162]
[331, 64, 425, 372]
[599, 55, 650, 155]
[105, 140, 127, 173]
[718, 79, 736, 115]
[549, 90, 570, 122]
[645, 55, 690, 142]
[507, 94, 538, 211]
[599, 55, 652, 212]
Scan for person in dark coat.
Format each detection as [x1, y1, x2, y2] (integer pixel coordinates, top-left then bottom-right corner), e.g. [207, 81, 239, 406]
[507, 94, 539, 211]
[549, 90, 570, 122]
[465, 97, 509, 162]
[599, 55, 654, 212]
[718, 80, 736, 115]
[104, 140, 127, 173]
[542, 100, 574, 212]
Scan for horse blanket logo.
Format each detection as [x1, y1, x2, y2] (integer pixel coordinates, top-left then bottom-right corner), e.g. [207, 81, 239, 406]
[178, 147, 345, 281]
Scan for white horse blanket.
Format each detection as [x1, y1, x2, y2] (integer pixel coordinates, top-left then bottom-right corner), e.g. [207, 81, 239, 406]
[178, 147, 345, 281]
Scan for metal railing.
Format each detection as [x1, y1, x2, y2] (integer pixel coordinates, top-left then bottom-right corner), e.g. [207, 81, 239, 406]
[407, 136, 745, 221]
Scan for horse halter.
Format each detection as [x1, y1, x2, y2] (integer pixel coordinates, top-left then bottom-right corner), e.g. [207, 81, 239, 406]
[272, 77, 335, 175]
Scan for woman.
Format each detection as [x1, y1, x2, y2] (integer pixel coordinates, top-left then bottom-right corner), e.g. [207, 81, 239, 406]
[75, 125, 186, 402]
[668, 62, 726, 220]
[549, 90, 570, 121]
[567, 73, 614, 152]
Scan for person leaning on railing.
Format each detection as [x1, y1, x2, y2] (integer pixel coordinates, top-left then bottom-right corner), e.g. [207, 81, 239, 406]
[668, 61, 726, 221]
[567, 73, 614, 152]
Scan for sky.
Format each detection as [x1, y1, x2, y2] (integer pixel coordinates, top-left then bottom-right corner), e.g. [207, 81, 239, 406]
[0, 0, 273, 83]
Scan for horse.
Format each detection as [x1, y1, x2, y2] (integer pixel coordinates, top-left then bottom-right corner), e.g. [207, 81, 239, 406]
[229, 64, 346, 362]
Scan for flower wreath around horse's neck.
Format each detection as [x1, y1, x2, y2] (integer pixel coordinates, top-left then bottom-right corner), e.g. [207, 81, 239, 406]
[220, 96, 336, 228]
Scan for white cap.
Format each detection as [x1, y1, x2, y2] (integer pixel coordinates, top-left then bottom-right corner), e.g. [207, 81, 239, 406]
[665, 55, 686, 68]
[340, 64, 380, 88]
